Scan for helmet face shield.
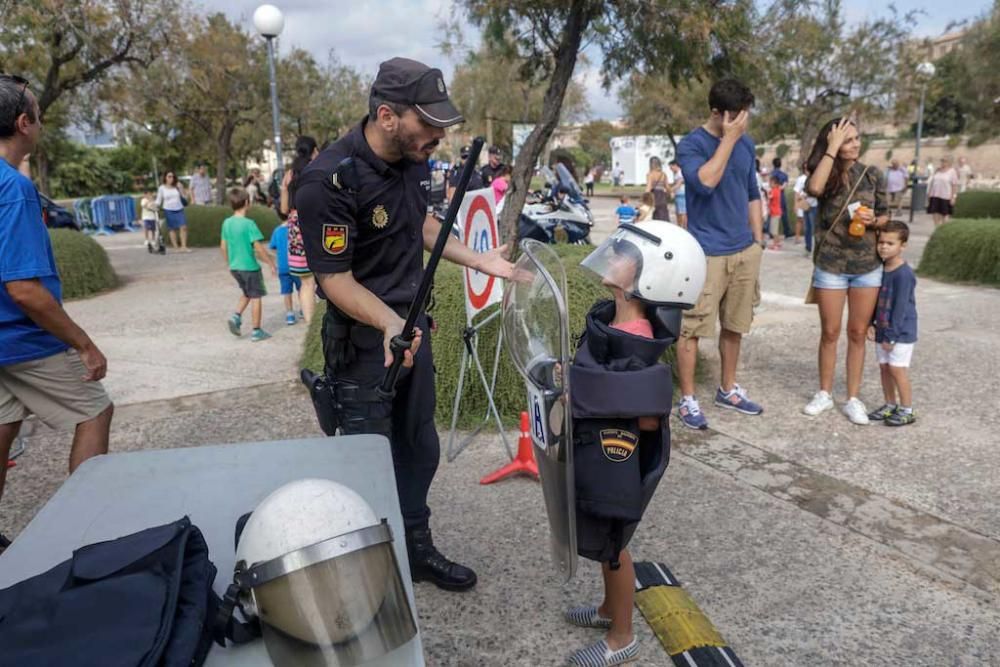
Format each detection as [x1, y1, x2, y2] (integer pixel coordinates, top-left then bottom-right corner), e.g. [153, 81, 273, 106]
[241, 520, 416, 667]
[579, 225, 656, 298]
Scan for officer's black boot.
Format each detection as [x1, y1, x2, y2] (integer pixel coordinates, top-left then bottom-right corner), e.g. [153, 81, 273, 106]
[406, 528, 477, 592]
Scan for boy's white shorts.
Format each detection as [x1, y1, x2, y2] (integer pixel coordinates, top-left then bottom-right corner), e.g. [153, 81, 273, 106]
[876, 342, 914, 367]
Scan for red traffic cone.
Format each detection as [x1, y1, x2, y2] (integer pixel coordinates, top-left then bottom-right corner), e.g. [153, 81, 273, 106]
[479, 411, 539, 484]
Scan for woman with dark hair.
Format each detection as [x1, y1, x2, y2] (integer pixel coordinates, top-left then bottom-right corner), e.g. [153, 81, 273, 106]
[280, 135, 320, 324]
[645, 156, 671, 220]
[155, 171, 190, 251]
[802, 116, 888, 425]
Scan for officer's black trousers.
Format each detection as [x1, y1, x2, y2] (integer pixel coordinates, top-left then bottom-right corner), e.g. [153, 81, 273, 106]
[323, 311, 439, 533]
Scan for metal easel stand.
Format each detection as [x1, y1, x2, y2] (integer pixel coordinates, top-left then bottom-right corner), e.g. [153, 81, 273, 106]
[446, 305, 513, 462]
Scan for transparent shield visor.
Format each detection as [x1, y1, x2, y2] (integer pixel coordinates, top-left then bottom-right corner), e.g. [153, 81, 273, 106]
[502, 240, 570, 393]
[579, 226, 657, 299]
[250, 537, 416, 667]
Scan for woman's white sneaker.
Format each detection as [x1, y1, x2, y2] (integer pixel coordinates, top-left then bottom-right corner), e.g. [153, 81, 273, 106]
[803, 390, 834, 416]
[842, 397, 870, 425]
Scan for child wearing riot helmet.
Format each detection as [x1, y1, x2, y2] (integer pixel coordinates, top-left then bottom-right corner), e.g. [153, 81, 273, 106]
[564, 221, 706, 666]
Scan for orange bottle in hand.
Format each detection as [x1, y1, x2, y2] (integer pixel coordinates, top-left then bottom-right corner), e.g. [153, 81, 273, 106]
[849, 205, 870, 237]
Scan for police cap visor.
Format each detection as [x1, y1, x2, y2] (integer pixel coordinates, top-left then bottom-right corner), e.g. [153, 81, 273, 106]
[371, 57, 464, 128]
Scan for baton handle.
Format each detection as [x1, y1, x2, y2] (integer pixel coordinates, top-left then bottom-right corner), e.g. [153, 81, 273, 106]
[378, 137, 486, 398]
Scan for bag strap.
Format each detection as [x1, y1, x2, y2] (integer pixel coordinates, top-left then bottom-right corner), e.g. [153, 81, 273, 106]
[814, 165, 869, 257]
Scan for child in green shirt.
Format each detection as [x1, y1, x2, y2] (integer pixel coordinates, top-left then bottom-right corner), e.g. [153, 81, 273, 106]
[220, 187, 276, 342]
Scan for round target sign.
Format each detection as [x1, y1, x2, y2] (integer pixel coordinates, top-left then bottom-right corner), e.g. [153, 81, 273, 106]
[462, 190, 502, 317]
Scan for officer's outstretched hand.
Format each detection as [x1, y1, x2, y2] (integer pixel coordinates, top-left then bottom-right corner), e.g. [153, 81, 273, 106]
[476, 243, 514, 279]
[383, 318, 423, 369]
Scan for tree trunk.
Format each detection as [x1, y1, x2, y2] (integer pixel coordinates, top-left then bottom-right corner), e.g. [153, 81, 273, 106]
[34, 148, 51, 194]
[497, 0, 596, 244]
[216, 121, 235, 205]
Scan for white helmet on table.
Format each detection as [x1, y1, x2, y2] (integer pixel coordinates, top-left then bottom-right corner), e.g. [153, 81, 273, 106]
[234, 478, 415, 666]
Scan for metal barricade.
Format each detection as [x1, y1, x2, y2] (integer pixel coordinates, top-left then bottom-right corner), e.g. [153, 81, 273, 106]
[73, 198, 97, 234]
[90, 195, 139, 234]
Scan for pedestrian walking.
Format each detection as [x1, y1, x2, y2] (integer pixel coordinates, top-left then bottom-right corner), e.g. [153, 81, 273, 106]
[139, 190, 158, 251]
[867, 221, 917, 427]
[802, 116, 889, 425]
[645, 156, 671, 221]
[295, 57, 512, 591]
[794, 165, 818, 252]
[584, 167, 595, 196]
[767, 174, 784, 250]
[221, 187, 276, 342]
[155, 171, 190, 251]
[280, 136, 320, 325]
[190, 163, 213, 205]
[674, 78, 765, 430]
[926, 156, 959, 226]
[669, 160, 687, 229]
[0, 76, 114, 553]
[957, 156, 973, 192]
[885, 159, 907, 217]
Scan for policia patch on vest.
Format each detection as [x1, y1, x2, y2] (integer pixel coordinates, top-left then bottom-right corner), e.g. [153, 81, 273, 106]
[634, 561, 745, 667]
[600, 429, 638, 462]
[323, 224, 348, 255]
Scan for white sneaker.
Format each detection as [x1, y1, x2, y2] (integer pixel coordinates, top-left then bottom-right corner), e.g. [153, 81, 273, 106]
[842, 397, 870, 425]
[803, 390, 834, 416]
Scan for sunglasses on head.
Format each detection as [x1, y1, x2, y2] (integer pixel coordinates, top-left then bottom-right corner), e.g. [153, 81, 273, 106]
[1, 74, 30, 116]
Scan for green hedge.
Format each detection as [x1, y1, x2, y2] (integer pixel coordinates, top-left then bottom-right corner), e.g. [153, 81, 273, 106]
[918, 219, 1000, 285]
[953, 191, 1000, 219]
[181, 205, 281, 247]
[301, 244, 682, 428]
[49, 229, 118, 299]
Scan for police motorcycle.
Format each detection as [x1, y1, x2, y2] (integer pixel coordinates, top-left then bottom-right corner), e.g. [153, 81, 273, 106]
[502, 221, 706, 581]
[518, 164, 594, 245]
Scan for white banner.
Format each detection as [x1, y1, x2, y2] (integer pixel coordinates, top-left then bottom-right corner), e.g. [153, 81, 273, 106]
[458, 188, 504, 322]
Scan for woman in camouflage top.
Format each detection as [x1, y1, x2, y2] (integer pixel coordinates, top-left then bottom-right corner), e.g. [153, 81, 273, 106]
[802, 117, 889, 425]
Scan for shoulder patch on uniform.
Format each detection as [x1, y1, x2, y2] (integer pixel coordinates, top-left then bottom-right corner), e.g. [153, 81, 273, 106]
[600, 429, 638, 462]
[372, 204, 389, 229]
[323, 224, 348, 255]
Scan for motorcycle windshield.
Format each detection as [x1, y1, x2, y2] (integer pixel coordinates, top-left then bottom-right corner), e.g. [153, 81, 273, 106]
[502, 239, 577, 582]
[555, 163, 584, 202]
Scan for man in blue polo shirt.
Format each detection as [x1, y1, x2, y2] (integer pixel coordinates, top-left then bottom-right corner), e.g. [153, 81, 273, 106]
[674, 78, 765, 430]
[0, 77, 113, 553]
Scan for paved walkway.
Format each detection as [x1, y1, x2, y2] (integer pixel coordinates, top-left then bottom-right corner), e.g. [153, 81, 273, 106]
[3, 213, 999, 665]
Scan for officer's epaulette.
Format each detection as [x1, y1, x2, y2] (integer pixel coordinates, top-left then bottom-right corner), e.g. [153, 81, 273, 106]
[330, 157, 362, 194]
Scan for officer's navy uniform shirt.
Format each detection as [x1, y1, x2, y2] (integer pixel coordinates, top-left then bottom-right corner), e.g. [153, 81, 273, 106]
[296, 118, 431, 308]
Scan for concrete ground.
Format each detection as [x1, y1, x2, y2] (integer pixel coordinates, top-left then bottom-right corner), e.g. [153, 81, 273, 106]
[2, 208, 998, 666]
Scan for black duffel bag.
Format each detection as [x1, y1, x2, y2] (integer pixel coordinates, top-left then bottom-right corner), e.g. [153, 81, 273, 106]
[0, 517, 232, 666]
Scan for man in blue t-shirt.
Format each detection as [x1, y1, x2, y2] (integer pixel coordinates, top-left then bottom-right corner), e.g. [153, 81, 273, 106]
[0, 78, 113, 552]
[674, 78, 765, 431]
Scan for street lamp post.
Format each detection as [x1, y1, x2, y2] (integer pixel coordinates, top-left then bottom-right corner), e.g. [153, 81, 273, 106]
[910, 61, 936, 223]
[253, 4, 285, 183]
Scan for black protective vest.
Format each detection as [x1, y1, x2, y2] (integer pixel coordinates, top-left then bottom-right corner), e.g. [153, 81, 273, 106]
[569, 300, 678, 564]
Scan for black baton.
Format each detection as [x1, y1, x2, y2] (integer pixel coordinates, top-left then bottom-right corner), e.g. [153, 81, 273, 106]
[378, 136, 486, 399]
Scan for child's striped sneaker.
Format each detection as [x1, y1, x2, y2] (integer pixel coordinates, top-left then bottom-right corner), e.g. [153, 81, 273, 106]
[564, 605, 612, 629]
[567, 638, 639, 666]
[868, 403, 896, 421]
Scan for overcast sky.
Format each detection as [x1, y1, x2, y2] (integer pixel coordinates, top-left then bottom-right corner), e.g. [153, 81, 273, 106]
[200, 0, 992, 121]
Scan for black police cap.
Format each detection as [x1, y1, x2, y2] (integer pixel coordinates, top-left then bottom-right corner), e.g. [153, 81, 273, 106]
[371, 57, 464, 128]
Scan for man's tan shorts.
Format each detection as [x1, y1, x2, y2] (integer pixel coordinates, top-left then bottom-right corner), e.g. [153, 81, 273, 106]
[681, 243, 762, 339]
[0, 349, 111, 430]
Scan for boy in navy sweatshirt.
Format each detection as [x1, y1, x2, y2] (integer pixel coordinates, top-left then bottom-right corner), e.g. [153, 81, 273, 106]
[869, 221, 918, 426]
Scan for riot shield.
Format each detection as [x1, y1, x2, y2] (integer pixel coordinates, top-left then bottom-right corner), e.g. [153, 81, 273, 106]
[501, 239, 577, 582]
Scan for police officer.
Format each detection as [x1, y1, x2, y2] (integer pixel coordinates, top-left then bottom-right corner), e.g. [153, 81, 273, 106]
[446, 145, 483, 202]
[295, 57, 512, 592]
[480, 145, 505, 185]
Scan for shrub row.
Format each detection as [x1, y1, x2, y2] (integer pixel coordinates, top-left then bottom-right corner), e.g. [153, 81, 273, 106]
[953, 190, 1000, 219]
[49, 229, 118, 299]
[918, 219, 1000, 286]
[301, 244, 681, 428]
[181, 204, 282, 247]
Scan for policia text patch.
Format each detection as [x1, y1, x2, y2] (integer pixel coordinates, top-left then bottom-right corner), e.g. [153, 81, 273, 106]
[600, 429, 638, 462]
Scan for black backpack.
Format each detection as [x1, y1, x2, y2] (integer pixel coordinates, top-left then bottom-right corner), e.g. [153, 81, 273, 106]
[0, 517, 257, 666]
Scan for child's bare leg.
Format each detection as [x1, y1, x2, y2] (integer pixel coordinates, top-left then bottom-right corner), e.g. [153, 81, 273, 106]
[879, 363, 896, 404]
[283, 294, 293, 312]
[598, 549, 635, 650]
[251, 297, 262, 329]
[889, 365, 912, 407]
[795, 218, 802, 242]
[235, 295, 250, 316]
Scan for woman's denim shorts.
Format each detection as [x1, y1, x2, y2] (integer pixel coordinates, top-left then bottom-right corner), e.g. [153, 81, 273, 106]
[812, 264, 883, 289]
[164, 209, 187, 230]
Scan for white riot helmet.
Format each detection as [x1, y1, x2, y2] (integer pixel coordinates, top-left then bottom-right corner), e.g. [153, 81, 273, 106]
[580, 220, 706, 308]
[233, 479, 416, 666]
